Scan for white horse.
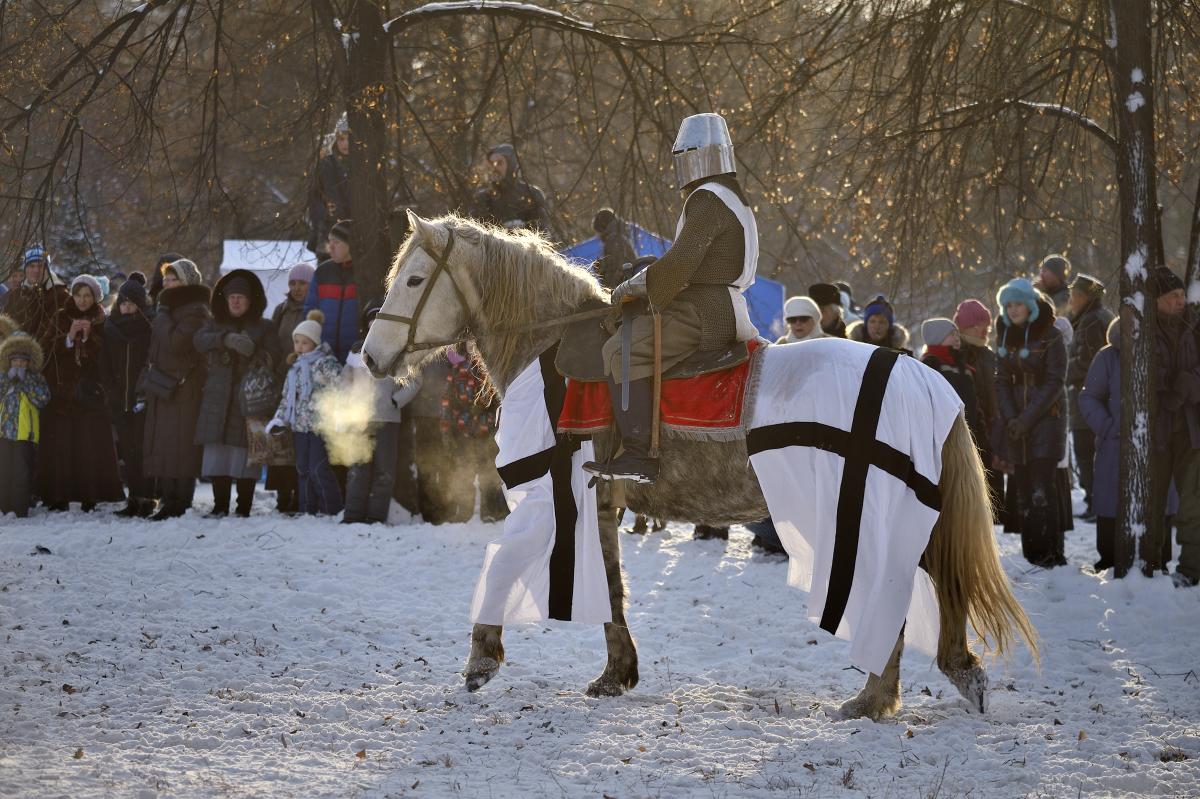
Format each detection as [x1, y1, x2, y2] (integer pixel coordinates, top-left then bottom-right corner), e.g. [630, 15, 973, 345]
[363, 211, 1037, 720]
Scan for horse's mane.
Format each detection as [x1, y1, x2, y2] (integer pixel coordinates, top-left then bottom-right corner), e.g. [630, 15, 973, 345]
[388, 214, 609, 390]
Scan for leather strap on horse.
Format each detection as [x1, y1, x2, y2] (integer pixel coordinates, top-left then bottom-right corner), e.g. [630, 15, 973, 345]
[374, 226, 614, 355]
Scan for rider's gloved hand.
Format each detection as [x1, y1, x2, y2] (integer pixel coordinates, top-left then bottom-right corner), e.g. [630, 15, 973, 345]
[611, 268, 648, 305]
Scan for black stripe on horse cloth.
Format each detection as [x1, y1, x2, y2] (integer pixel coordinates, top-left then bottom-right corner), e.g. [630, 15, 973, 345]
[539, 346, 582, 622]
[745, 424, 940, 511]
[497, 446, 555, 490]
[745, 348, 941, 636]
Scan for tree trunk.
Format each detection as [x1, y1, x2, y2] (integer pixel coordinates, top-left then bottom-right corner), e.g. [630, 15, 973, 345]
[1110, 0, 1159, 578]
[346, 0, 393, 310]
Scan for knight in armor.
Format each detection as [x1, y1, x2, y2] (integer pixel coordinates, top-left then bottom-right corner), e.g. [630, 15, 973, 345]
[583, 113, 758, 484]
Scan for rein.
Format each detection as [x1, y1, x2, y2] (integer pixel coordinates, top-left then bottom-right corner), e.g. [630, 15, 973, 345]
[373, 229, 614, 359]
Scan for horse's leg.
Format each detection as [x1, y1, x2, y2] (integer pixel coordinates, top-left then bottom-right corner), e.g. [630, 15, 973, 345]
[586, 486, 640, 697]
[934, 598, 987, 712]
[465, 623, 505, 692]
[836, 632, 905, 721]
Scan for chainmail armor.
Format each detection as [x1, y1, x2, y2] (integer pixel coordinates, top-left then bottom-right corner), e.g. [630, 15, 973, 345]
[645, 190, 744, 350]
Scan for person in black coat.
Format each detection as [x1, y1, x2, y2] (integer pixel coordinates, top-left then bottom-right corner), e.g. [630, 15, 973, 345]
[102, 278, 156, 517]
[1065, 274, 1114, 521]
[919, 318, 983, 443]
[592, 208, 637, 291]
[994, 278, 1068, 568]
[193, 270, 282, 517]
[468, 143, 552, 236]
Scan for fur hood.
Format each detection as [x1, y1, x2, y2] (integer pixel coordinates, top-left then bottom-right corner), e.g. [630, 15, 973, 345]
[158, 283, 211, 312]
[210, 269, 267, 323]
[847, 319, 910, 350]
[995, 295, 1057, 357]
[0, 332, 44, 371]
[0, 314, 17, 340]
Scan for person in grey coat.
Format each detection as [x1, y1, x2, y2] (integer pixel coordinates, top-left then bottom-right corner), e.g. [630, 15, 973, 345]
[1065, 273, 1114, 521]
[193, 269, 282, 517]
[1079, 317, 1177, 571]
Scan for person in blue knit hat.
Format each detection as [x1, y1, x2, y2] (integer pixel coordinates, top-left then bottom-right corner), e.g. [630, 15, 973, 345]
[994, 277, 1068, 568]
[847, 293, 910, 352]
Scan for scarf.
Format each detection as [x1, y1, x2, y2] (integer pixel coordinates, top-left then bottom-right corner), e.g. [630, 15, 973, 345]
[281, 347, 326, 426]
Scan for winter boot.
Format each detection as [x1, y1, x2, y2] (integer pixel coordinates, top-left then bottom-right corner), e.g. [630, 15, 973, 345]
[115, 498, 141, 518]
[150, 501, 186, 522]
[582, 377, 658, 484]
[207, 477, 232, 518]
[234, 479, 256, 518]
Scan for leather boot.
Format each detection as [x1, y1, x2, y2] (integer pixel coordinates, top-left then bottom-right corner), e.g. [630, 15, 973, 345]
[207, 477, 232, 518]
[234, 479, 255, 517]
[583, 377, 658, 483]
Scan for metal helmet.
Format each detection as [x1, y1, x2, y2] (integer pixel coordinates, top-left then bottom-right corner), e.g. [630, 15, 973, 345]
[671, 113, 736, 190]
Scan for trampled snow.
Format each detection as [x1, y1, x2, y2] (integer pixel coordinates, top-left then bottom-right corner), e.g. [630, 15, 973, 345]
[1, 486, 1197, 797]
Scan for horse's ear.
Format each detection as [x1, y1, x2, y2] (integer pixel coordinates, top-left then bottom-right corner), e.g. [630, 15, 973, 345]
[407, 211, 444, 249]
[406, 208, 424, 235]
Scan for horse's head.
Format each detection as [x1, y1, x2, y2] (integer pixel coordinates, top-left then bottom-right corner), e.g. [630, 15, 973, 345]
[363, 210, 480, 380]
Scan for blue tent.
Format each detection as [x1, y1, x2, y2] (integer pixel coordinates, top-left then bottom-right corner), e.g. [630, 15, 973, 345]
[563, 225, 785, 340]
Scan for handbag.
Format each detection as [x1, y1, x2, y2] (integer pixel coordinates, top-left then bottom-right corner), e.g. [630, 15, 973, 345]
[138, 365, 183, 401]
[239, 358, 280, 419]
[245, 419, 295, 466]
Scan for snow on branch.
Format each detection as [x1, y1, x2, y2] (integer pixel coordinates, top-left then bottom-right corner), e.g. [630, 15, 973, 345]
[925, 98, 1117, 152]
[383, 0, 738, 48]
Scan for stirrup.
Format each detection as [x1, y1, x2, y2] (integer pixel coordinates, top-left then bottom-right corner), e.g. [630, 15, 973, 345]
[582, 456, 657, 484]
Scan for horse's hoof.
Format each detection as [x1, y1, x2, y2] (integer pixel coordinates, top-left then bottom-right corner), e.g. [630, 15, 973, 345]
[585, 677, 627, 698]
[836, 693, 900, 722]
[464, 657, 500, 692]
[947, 664, 988, 713]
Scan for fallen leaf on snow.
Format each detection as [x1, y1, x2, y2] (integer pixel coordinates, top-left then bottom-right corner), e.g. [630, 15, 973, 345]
[356, 749, 366, 759]
[72, 748, 83, 759]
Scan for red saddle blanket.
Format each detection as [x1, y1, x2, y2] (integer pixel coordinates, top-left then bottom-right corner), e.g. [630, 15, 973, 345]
[558, 340, 760, 439]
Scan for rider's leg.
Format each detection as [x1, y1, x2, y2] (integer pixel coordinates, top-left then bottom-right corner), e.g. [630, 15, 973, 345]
[584, 375, 658, 483]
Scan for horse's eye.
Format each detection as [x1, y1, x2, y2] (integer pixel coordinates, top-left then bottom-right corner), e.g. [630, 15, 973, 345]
[407, 276, 425, 287]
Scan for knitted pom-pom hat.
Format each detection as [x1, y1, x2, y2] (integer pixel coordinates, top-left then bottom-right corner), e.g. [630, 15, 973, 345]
[996, 277, 1040, 358]
[292, 309, 325, 346]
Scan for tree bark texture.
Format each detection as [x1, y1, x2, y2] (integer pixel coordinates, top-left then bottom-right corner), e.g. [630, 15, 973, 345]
[347, 0, 394, 310]
[1109, 0, 1158, 578]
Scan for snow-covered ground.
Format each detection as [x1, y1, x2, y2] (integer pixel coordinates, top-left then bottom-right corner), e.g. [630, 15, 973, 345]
[1, 487, 1197, 798]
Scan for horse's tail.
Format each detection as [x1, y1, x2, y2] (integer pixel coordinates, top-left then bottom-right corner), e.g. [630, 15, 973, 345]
[925, 414, 1039, 665]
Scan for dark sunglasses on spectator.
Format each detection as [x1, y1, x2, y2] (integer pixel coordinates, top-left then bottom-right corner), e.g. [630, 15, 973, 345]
[786, 316, 812, 323]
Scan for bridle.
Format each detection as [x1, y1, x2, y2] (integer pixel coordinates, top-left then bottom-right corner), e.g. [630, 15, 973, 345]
[371, 228, 478, 376]
[371, 226, 613, 374]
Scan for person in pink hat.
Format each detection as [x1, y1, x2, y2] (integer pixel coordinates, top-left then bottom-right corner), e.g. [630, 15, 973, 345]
[954, 298, 1004, 520]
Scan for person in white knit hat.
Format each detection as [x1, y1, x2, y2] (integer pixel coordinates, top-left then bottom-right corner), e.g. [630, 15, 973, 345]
[776, 295, 825, 343]
[266, 310, 343, 515]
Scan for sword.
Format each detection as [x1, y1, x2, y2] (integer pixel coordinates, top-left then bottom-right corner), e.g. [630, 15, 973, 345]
[619, 262, 634, 412]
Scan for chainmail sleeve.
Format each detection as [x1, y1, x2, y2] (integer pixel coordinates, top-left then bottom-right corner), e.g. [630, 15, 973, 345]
[644, 191, 736, 309]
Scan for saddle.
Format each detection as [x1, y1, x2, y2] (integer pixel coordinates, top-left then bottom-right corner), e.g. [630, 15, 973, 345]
[554, 301, 762, 442]
[554, 301, 751, 382]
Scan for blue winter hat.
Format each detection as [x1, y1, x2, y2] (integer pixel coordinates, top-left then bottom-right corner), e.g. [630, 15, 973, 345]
[996, 278, 1041, 359]
[861, 294, 895, 326]
[996, 278, 1040, 327]
[23, 244, 47, 267]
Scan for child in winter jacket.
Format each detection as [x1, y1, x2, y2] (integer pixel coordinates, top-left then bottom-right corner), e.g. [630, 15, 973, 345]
[266, 311, 343, 515]
[340, 305, 420, 524]
[0, 332, 51, 517]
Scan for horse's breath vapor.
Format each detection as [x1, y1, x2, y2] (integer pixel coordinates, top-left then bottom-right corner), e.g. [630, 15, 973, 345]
[314, 378, 377, 467]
